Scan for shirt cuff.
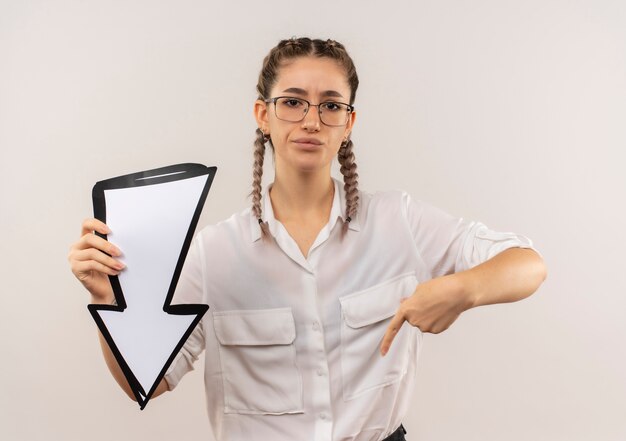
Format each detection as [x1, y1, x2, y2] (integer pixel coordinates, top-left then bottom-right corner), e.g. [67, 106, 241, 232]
[455, 222, 543, 273]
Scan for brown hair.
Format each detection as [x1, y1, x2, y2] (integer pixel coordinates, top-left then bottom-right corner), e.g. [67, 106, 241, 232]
[251, 37, 360, 238]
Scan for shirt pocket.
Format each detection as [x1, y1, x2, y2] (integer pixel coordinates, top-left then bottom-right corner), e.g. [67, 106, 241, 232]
[339, 272, 419, 401]
[213, 307, 304, 415]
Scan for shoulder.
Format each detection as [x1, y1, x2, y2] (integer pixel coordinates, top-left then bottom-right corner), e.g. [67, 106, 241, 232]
[194, 206, 254, 245]
[358, 187, 455, 228]
[359, 187, 411, 214]
[353, 187, 413, 229]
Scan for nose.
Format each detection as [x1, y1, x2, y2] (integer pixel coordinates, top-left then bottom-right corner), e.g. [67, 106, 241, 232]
[301, 104, 321, 131]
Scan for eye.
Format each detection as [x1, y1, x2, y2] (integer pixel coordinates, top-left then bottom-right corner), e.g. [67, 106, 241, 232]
[321, 102, 343, 112]
[278, 97, 305, 108]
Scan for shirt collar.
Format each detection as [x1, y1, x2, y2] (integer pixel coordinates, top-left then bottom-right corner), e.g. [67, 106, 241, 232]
[250, 177, 360, 243]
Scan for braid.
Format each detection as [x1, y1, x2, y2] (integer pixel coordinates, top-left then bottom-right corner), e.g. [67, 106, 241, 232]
[250, 128, 271, 239]
[338, 138, 359, 235]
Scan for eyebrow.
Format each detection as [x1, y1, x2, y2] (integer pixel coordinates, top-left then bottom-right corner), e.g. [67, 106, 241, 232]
[281, 87, 345, 99]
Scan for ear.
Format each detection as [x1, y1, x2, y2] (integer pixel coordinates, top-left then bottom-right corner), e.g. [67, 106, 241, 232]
[253, 99, 269, 131]
[344, 109, 356, 140]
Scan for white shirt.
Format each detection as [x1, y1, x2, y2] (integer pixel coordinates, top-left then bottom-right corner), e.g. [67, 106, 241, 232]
[165, 177, 540, 441]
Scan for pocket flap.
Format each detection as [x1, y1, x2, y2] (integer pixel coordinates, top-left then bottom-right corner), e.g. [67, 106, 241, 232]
[213, 307, 296, 345]
[339, 273, 418, 329]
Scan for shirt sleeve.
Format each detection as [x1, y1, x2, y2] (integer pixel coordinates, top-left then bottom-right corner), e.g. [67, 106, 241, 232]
[164, 236, 206, 390]
[402, 192, 543, 279]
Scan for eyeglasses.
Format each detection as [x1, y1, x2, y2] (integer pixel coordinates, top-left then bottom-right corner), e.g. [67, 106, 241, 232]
[264, 96, 354, 127]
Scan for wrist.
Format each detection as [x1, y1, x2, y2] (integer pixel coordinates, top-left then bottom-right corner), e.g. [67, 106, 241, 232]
[448, 271, 479, 311]
[90, 293, 116, 305]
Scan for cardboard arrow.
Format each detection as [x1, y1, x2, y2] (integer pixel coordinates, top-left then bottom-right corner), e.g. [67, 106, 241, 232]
[88, 163, 215, 409]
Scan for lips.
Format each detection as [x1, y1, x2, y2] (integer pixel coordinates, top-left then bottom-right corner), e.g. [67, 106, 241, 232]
[292, 137, 322, 145]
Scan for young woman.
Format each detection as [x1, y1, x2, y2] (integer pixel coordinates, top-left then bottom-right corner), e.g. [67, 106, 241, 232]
[69, 37, 547, 441]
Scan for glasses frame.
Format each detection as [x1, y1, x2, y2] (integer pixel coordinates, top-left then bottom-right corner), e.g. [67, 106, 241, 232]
[264, 96, 355, 127]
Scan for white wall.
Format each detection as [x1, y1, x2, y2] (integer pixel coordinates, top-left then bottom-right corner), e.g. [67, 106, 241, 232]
[1, 0, 625, 440]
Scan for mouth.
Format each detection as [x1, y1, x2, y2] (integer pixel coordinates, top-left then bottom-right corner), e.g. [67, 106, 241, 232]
[292, 137, 323, 146]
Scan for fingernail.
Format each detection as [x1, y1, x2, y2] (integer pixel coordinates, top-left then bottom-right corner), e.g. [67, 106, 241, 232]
[381, 348, 387, 356]
[116, 261, 126, 270]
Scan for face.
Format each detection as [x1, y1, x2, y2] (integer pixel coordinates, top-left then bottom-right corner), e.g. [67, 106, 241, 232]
[254, 56, 356, 176]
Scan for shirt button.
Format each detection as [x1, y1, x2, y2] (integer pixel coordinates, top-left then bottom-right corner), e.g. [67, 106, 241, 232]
[317, 368, 324, 376]
[319, 413, 327, 420]
[312, 321, 320, 331]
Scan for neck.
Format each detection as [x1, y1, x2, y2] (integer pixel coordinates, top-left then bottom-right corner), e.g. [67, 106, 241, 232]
[270, 167, 334, 223]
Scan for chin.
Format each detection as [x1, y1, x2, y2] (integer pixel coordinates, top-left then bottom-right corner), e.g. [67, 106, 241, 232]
[276, 151, 334, 175]
[292, 160, 331, 174]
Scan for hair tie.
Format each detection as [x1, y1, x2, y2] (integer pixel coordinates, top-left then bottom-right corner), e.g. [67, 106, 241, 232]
[346, 216, 352, 223]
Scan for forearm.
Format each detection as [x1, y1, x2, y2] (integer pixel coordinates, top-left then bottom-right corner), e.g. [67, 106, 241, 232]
[455, 247, 547, 309]
[96, 330, 137, 400]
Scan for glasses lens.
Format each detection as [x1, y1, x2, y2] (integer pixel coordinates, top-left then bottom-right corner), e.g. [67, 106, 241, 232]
[274, 97, 308, 122]
[319, 102, 351, 126]
[273, 97, 351, 126]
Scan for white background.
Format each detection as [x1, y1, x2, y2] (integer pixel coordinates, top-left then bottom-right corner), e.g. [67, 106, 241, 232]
[1, 0, 625, 440]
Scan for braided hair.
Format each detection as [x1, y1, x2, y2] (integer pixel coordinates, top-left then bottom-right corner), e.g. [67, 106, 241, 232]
[251, 37, 360, 239]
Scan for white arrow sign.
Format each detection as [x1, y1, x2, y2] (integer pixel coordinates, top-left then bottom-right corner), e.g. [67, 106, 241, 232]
[88, 163, 215, 409]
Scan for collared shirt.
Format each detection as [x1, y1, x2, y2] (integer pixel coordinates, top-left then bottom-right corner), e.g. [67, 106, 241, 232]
[165, 177, 540, 441]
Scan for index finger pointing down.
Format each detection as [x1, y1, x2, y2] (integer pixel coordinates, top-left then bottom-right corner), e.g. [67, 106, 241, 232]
[380, 310, 406, 357]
